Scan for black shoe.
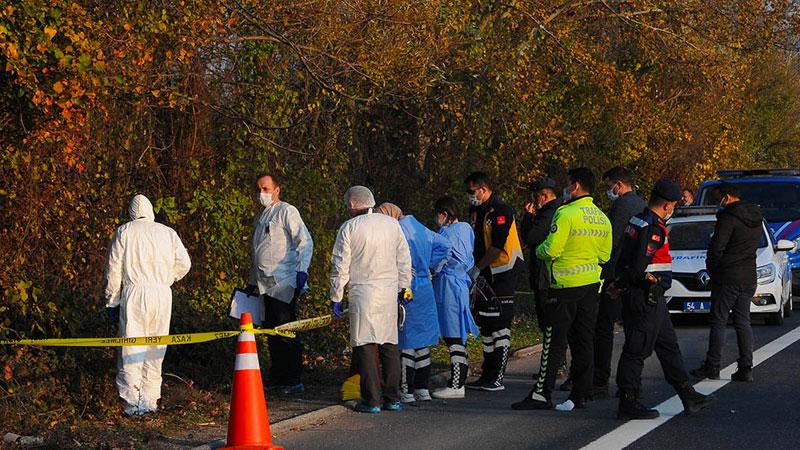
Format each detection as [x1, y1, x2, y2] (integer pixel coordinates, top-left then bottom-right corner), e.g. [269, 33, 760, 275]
[731, 367, 754, 382]
[480, 380, 505, 392]
[512, 392, 553, 410]
[465, 378, 488, 390]
[591, 384, 610, 400]
[690, 363, 720, 380]
[559, 377, 573, 392]
[679, 387, 715, 416]
[618, 391, 659, 420]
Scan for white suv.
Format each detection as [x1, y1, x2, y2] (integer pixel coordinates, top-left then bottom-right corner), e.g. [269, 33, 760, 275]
[665, 207, 795, 325]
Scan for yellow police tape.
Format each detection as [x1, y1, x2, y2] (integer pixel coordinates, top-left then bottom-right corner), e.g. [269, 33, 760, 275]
[0, 314, 342, 347]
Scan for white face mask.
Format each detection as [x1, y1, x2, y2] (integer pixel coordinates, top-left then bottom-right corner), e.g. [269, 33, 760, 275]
[468, 194, 481, 206]
[435, 213, 448, 228]
[562, 184, 575, 201]
[606, 185, 619, 201]
[259, 192, 273, 208]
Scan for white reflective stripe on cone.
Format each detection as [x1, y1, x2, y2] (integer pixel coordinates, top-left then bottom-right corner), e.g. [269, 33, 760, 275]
[234, 353, 261, 371]
[239, 332, 256, 342]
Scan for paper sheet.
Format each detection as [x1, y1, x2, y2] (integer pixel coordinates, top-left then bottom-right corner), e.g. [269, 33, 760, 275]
[229, 289, 265, 326]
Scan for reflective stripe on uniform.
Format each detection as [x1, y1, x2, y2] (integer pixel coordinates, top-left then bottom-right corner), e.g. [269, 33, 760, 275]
[629, 216, 649, 228]
[646, 263, 672, 272]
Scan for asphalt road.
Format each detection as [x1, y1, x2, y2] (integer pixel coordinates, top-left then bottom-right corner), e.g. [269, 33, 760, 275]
[276, 314, 800, 450]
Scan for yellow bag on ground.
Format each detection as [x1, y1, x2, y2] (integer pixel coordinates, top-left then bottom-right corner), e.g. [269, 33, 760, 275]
[341, 374, 361, 401]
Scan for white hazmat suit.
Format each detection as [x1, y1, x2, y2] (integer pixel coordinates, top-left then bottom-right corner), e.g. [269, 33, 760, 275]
[105, 194, 191, 414]
[330, 210, 412, 347]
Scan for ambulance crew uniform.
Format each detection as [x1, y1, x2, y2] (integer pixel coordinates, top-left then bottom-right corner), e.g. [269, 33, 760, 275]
[513, 193, 612, 410]
[466, 193, 524, 391]
[613, 179, 713, 420]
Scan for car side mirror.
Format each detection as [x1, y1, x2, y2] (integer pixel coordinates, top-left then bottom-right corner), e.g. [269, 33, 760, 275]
[776, 240, 796, 252]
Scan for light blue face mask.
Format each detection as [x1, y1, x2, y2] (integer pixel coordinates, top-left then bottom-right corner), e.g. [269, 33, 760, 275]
[563, 184, 575, 201]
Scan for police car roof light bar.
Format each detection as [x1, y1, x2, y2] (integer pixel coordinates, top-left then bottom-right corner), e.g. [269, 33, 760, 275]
[673, 206, 719, 217]
[716, 168, 800, 178]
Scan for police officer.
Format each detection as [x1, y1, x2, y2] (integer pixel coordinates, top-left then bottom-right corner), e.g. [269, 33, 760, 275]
[611, 179, 713, 420]
[463, 171, 524, 392]
[593, 167, 646, 399]
[512, 168, 612, 411]
[519, 177, 560, 331]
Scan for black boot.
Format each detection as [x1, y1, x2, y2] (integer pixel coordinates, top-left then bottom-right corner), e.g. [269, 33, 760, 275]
[512, 389, 553, 410]
[466, 350, 494, 390]
[618, 389, 659, 420]
[482, 346, 509, 391]
[731, 366, 754, 382]
[678, 386, 714, 416]
[690, 362, 720, 380]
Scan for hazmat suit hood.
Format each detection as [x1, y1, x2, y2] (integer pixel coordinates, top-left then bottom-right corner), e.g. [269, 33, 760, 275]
[128, 194, 155, 222]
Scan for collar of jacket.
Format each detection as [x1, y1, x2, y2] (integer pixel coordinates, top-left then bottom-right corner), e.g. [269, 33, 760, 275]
[644, 206, 665, 225]
[561, 194, 593, 207]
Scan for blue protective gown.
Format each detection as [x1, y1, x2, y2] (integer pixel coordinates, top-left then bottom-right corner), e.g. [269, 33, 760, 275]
[433, 221, 480, 343]
[398, 215, 451, 350]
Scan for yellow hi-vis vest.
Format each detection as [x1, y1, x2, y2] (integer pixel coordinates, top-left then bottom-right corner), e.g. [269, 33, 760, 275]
[482, 212, 524, 275]
[536, 196, 612, 289]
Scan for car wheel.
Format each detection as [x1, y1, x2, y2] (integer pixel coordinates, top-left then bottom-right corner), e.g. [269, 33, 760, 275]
[767, 301, 785, 326]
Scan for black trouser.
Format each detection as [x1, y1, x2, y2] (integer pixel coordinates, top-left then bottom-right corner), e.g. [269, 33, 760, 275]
[444, 337, 469, 389]
[616, 286, 690, 392]
[353, 343, 401, 407]
[476, 266, 518, 384]
[593, 289, 621, 387]
[706, 283, 756, 369]
[401, 347, 432, 393]
[533, 283, 600, 401]
[263, 295, 303, 386]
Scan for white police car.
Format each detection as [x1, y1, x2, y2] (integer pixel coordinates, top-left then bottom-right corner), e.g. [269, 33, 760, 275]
[666, 207, 796, 325]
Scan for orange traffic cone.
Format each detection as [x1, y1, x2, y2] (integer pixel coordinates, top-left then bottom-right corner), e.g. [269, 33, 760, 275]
[221, 312, 283, 450]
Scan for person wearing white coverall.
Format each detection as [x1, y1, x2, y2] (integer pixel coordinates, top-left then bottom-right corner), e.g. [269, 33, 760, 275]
[104, 194, 191, 415]
[245, 173, 313, 395]
[330, 186, 413, 413]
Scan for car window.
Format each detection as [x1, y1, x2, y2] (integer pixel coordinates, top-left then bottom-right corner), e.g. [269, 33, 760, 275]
[699, 181, 800, 222]
[668, 220, 768, 250]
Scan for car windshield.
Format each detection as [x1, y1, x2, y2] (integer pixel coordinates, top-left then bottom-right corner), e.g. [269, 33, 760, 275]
[668, 220, 768, 250]
[699, 181, 800, 223]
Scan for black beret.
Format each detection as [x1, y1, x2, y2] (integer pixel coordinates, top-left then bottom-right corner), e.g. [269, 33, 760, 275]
[529, 177, 557, 192]
[652, 178, 682, 202]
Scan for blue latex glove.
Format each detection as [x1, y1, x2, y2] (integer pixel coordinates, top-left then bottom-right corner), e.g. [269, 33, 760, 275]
[107, 306, 120, 323]
[332, 301, 344, 318]
[296, 271, 308, 290]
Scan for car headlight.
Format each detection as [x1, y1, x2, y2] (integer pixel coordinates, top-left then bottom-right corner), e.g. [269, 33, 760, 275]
[757, 264, 776, 285]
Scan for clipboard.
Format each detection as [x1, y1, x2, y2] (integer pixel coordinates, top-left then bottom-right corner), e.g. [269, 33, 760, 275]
[229, 288, 265, 326]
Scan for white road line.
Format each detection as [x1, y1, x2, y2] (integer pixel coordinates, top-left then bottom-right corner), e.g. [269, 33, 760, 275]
[581, 324, 800, 450]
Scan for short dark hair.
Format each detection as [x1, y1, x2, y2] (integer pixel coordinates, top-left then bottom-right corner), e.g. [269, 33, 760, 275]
[434, 196, 460, 220]
[464, 171, 492, 189]
[568, 167, 596, 194]
[716, 182, 741, 199]
[538, 187, 558, 197]
[255, 173, 280, 187]
[602, 166, 633, 185]
[649, 194, 671, 208]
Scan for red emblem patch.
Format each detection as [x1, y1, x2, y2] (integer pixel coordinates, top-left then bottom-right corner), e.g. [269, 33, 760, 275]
[652, 234, 661, 242]
[497, 216, 507, 225]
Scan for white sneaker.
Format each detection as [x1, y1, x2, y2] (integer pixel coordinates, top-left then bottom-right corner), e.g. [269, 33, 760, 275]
[123, 405, 142, 416]
[414, 389, 432, 401]
[431, 387, 465, 399]
[400, 392, 416, 403]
